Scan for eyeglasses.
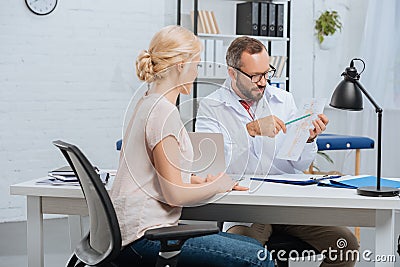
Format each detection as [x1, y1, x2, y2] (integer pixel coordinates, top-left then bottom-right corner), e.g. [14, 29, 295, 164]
[231, 64, 276, 83]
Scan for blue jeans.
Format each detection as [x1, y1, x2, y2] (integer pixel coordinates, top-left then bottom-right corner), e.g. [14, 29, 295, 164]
[115, 231, 274, 267]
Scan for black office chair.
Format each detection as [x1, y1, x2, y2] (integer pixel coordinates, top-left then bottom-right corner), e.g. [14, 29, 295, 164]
[53, 140, 219, 267]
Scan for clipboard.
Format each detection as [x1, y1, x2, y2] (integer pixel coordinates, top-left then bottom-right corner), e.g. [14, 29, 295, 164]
[250, 175, 342, 186]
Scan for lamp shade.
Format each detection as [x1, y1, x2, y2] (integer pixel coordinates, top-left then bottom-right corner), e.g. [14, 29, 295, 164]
[330, 79, 363, 111]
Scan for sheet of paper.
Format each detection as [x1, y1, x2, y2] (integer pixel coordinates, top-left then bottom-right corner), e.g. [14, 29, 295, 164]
[276, 98, 326, 161]
[36, 178, 80, 186]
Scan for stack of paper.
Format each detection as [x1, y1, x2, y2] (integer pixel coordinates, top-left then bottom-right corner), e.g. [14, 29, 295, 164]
[48, 166, 78, 183]
[36, 166, 114, 186]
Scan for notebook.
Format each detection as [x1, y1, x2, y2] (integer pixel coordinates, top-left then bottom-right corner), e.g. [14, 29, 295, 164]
[328, 175, 400, 189]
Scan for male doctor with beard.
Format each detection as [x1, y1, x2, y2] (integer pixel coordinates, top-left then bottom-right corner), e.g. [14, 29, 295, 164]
[195, 36, 358, 267]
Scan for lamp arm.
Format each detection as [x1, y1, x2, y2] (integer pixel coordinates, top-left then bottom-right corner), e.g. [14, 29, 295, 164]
[354, 80, 382, 113]
[353, 80, 382, 189]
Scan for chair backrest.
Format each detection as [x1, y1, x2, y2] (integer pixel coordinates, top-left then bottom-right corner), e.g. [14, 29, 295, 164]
[53, 140, 121, 266]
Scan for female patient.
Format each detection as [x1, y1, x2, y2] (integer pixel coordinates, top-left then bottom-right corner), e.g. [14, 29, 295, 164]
[110, 25, 273, 267]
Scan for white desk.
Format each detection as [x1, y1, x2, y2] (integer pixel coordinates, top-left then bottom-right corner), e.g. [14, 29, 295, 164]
[10, 177, 400, 267]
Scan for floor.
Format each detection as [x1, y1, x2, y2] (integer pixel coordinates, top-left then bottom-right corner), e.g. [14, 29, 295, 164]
[0, 217, 384, 267]
[0, 217, 321, 267]
[0, 218, 73, 267]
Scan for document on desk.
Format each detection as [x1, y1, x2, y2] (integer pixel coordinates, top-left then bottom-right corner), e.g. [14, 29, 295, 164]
[276, 98, 326, 161]
[36, 168, 116, 186]
[318, 175, 400, 189]
[249, 174, 341, 186]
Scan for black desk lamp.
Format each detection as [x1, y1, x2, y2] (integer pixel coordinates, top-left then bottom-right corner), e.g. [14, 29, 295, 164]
[330, 58, 399, 197]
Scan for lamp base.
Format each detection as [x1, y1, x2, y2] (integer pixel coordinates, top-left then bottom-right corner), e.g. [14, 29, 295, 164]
[357, 186, 399, 197]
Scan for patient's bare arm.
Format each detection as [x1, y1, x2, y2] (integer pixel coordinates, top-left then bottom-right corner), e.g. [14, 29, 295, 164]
[153, 136, 237, 207]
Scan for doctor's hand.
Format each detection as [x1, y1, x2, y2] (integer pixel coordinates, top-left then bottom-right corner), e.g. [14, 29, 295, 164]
[246, 115, 286, 138]
[307, 114, 329, 143]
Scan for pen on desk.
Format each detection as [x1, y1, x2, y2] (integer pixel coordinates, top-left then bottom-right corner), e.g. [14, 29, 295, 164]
[311, 175, 342, 181]
[285, 113, 312, 125]
[250, 177, 268, 182]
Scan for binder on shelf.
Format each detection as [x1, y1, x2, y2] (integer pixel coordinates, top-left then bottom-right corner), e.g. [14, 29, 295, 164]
[205, 11, 217, 34]
[259, 2, 268, 36]
[276, 56, 287, 78]
[215, 39, 226, 77]
[270, 56, 287, 78]
[267, 3, 276, 37]
[236, 2, 259, 36]
[199, 11, 211, 34]
[269, 55, 277, 68]
[205, 39, 215, 77]
[190, 11, 205, 34]
[192, 10, 220, 34]
[198, 39, 206, 78]
[210, 11, 220, 34]
[276, 4, 284, 37]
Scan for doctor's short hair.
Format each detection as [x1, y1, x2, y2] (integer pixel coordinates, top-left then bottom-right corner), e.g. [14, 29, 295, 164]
[226, 36, 268, 69]
[136, 25, 201, 83]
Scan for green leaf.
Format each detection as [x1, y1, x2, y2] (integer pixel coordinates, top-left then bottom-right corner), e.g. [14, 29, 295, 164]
[315, 10, 343, 43]
[317, 151, 334, 164]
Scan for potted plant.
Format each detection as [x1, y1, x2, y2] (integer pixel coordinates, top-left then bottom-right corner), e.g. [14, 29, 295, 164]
[315, 10, 342, 49]
[306, 151, 336, 175]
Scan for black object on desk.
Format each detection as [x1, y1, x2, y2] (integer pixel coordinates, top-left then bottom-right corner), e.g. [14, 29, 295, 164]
[250, 175, 341, 186]
[330, 58, 399, 197]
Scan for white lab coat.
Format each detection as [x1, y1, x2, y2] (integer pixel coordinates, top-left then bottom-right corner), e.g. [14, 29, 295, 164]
[195, 78, 318, 231]
[196, 78, 317, 176]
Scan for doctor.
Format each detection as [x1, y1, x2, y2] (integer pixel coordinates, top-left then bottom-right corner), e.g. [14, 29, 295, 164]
[196, 36, 358, 267]
[196, 41, 325, 176]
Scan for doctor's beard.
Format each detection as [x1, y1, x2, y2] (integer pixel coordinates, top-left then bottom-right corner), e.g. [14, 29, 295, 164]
[236, 78, 266, 102]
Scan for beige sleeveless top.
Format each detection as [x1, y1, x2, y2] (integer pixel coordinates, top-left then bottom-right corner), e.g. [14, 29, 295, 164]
[110, 93, 193, 246]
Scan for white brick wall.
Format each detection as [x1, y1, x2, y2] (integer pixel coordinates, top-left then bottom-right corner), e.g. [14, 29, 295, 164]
[0, 0, 371, 223]
[0, 0, 173, 222]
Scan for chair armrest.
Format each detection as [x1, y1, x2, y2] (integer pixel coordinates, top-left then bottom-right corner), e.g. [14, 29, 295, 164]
[144, 224, 219, 241]
[145, 224, 219, 255]
[145, 224, 219, 267]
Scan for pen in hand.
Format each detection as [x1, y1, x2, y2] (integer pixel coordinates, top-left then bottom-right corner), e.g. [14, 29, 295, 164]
[285, 113, 312, 125]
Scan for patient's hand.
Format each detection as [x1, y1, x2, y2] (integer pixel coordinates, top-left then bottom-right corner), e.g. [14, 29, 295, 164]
[205, 173, 248, 191]
[246, 115, 286, 137]
[190, 174, 205, 184]
[232, 183, 249, 191]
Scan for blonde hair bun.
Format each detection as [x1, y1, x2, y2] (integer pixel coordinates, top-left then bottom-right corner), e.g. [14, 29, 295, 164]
[136, 50, 155, 83]
[135, 25, 201, 83]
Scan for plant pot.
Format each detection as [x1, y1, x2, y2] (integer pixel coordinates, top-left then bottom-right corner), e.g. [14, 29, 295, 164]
[319, 33, 340, 50]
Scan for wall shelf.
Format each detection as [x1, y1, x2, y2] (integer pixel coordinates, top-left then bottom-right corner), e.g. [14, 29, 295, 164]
[198, 33, 289, 42]
[177, 0, 291, 131]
